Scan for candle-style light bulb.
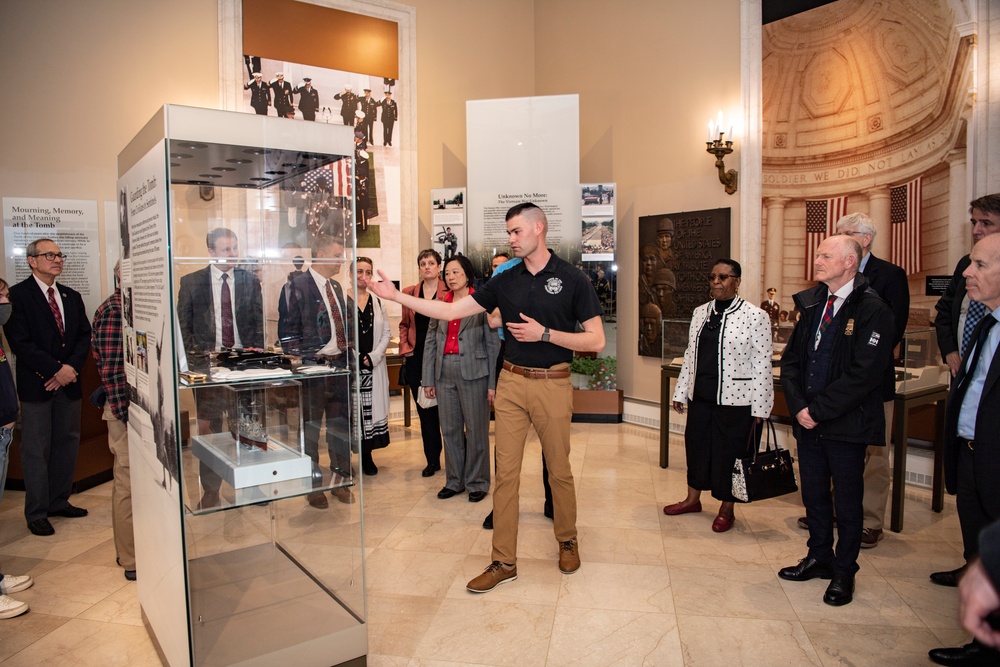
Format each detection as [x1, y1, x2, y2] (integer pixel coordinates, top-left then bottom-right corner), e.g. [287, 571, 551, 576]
[709, 120, 715, 142]
[717, 111, 724, 139]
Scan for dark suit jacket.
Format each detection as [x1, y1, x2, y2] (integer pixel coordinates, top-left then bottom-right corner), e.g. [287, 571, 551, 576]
[278, 271, 353, 357]
[381, 99, 398, 124]
[176, 267, 263, 365]
[6, 277, 91, 401]
[863, 253, 911, 400]
[944, 315, 1000, 495]
[935, 255, 972, 362]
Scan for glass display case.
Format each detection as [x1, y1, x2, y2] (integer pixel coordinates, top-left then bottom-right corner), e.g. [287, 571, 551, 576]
[118, 105, 365, 667]
[896, 328, 949, 394]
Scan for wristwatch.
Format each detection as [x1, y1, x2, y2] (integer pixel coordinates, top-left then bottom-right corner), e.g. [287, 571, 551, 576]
[541, 327, 551, 343]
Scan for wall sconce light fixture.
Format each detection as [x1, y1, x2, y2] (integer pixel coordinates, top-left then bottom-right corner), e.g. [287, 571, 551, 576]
[706, 112, 738, 195]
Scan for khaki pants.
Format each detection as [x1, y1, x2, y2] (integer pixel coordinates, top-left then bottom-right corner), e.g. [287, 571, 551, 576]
[104, 404, 135, 570]
[861, 400, 894, 531]
[491, 365, 576, 565]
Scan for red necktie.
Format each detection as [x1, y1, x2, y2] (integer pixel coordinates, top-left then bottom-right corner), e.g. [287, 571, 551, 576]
[220, 273, 235, 348]
[815, 294, 837, 348]
[326, 279, 347, 350]
[47, 287, 64, 338]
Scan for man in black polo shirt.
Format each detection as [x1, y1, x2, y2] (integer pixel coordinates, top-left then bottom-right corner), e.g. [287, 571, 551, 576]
[369, 202, 605, 592]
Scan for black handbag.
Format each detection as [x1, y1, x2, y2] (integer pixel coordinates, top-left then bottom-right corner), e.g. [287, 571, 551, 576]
[731, 419, 798, 503]
[396, 358, 408, 387]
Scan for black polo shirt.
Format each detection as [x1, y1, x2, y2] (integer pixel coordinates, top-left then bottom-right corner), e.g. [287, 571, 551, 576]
[472, 251, 603, 368]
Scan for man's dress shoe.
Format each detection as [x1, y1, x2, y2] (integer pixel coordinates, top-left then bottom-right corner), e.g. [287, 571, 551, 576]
[930, 566, 965, 587]
[823, 573, 855, 606]
[437, 487, 463, 499]
[778, 557, 834, 581]
[929, 641, 1000, 666]
[48, 504, 88, 518]
[28, 518, 55, 536]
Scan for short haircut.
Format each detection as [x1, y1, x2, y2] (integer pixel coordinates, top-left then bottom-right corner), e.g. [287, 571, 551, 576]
[206, 228, 236, 250]
[444, 255, 475, 290]
[26, 238, 56, 257]
[417, 248, 442, 265]
[836, 212, 877, 240]
[970, 193, 1000, 218]
[840, 236, 863, 264]
[505, 202, 547, 232]
[493, 252, 511, 261]
[713, 258, 742, 278]
[312, 234, 342, 256]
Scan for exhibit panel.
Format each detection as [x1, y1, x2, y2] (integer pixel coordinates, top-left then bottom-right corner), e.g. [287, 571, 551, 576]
[118, 105, 366, 667]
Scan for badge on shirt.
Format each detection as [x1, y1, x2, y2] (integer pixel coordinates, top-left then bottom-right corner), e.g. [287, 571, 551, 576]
[868, 331, 881, 346]
[844, 319, 854, 336]
[545, 277, 563, 295]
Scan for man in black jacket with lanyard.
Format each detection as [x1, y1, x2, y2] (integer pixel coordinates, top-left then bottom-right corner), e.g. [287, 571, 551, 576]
[368, 203, 605, 592]
[929, 232, 1000, 666]
[778, 234, 895, 606]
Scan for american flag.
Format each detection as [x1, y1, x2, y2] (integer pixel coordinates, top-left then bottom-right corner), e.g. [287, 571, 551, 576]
[804, 196, 848, 279]
[890, 177, 922, 273]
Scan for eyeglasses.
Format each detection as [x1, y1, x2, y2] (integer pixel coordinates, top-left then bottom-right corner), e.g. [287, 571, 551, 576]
[30, 252, 66, 261]
[707, 273, 734, 282]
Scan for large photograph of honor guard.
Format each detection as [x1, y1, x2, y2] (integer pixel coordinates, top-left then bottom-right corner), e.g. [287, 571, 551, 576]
[638, 209, 731, 359]
[238, 55, 402, 285]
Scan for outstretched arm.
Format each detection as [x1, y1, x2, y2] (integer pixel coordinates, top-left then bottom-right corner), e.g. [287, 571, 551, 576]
[369, 270, 484, 321]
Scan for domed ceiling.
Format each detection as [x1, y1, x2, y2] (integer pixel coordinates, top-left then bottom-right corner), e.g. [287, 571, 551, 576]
[762, 0, 972, 195]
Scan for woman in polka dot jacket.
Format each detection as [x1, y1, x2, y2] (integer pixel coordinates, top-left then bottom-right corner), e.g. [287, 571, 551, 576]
[664, 259, 774, 532]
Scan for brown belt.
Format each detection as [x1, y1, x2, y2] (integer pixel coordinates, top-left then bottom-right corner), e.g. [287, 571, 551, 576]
[502, 361, 570, 380]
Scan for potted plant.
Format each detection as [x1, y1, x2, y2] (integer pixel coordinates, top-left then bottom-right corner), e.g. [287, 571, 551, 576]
[570, 355, 602, 390]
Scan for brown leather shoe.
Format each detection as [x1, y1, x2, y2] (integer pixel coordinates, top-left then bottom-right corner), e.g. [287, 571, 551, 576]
[558, 539, 581, 574]
[860, 527, 883, 548]
[307, 492, 328, 509]
[331, 487, 355, 504]
[467, 561, 517, 593]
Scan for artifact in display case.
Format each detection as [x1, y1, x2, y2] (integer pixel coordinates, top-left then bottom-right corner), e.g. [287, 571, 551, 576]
[661, 318, 689, 368]
[118, 105, 364, 667]
[188, 380, 312, 491]
[896, 328, 948, 394]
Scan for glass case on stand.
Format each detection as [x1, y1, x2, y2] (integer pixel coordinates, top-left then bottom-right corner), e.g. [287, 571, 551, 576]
[118, 105, 365, 667]
[896, 328, 949, 394]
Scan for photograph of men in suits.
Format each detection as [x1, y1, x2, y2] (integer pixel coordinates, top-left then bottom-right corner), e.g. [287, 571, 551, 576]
[176, 228, 263, 507]
[278, 234, 354, 508]
[929, 232, 1000, 665]
[380, 91, 397, 146]
[270, 72, 294, 118]
[6, 238, 92, 536]
[244, 72, 271, 116]
[294, 78, 319, 121]
[334, 84, 359, 126]
[360, 87, 379, 145]
[761, 287, 780, 325]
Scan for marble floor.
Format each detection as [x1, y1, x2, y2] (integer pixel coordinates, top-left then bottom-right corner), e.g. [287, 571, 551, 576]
[0, 418, 969, 666]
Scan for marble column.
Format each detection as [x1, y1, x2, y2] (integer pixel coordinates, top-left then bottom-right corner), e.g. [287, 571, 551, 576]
[863, 186, 891, 259]
[945, 148, 969, 268]
[763, 197, 790, 299]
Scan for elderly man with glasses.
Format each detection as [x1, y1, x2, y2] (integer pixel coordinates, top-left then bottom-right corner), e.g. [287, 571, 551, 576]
[5, 238, 92, 536]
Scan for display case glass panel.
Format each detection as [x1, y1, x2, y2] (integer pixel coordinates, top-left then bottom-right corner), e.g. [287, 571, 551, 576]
[896, 328, 948, 394]
[119, 106, 364, 666]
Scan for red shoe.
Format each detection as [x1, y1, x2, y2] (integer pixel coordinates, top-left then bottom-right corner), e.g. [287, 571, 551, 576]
[711, 514, 734, 532]
[663, 500, 702, 516]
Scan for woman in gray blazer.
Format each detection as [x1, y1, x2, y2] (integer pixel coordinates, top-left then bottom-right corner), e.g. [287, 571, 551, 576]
[422, 255, 500, 502]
